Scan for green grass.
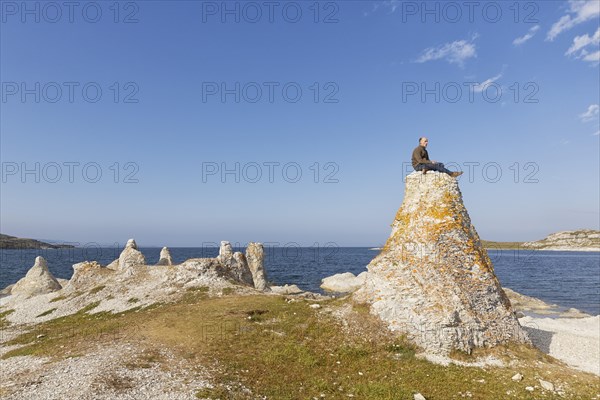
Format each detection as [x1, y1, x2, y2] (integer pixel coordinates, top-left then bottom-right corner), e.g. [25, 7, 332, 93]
[221, 287, 235, 295]
[79, 301, 101, 313]
[49, 295, 67, 303]
[186, 286, 209, 292]
[0, 309, 15, 329]
[3, 301, 103, 358]
[195, 387, 230, 399]
[2, 295, 598, 399]
[36, 308, 57, 318]
[135, 296, 599, 399]
[89, 285, 106, 295]
[182, 286, 210, 303]
[124, 349, 163, 369]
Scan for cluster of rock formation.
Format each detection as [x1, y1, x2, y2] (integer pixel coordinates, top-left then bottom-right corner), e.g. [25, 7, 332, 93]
[5, 172, 539, 359]
[6, 240, 270, 299]
[353, 171, 531, 355]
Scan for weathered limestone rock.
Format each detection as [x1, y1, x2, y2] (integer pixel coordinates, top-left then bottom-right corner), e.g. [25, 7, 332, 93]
[56, 278, 69, 288]
[321, 272, 367, 293]
[217, 241, 233, 262]
[231, 252, 255, 286]
[246, 242, 270, 291]
[117, 238, 146, 275]
[539, 379, 555, 391]
[64, 261, 113, 291]
[179, 257, 231, 279]
[1, 284, 15, 296]
[105, 259, 119, 270]
[354, 172, 531, 354]
[215, 241, 254, 286]
[11, 256, 62, 298]
[511, 373, 523, 381]
[270, 284, 303, 295]
[157, 247, 173, 266]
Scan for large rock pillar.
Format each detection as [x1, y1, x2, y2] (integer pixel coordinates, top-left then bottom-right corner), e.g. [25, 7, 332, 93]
[354, 172, 530, 354]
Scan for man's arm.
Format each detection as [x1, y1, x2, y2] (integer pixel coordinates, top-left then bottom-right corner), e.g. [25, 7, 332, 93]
[413, 147, 432, 165]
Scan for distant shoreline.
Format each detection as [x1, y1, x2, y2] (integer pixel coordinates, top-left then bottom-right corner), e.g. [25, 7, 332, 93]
[482, 240, 600, 252]
[370, 244, 600, 252]
[0, 234, 75, 250]
[486, 247, 600, 252]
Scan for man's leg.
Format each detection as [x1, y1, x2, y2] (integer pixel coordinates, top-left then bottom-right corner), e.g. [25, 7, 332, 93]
[426, 162, 452, 175]
[415, 163, 462, 177]
[433, 163, 463, 177]
[414, 164, 428, 173]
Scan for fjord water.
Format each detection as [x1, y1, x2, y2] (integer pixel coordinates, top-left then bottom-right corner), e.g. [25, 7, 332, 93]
[1, 247, 598, 316]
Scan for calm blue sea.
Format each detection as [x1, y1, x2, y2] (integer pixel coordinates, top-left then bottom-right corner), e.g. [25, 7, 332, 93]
[1, 247, 598, 316]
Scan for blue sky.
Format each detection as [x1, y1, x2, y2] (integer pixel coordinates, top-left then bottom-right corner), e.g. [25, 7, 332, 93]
[1, 0, 599, 247]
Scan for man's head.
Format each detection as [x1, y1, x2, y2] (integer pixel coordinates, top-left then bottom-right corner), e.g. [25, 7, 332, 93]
[419, 137, 429, 147]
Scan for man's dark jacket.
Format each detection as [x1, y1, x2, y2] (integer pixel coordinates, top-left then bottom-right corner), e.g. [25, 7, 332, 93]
[411, 145, 431, 169]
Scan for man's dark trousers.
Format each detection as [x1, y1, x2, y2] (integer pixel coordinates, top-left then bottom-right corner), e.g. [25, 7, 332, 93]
[414, 163, 452, 174]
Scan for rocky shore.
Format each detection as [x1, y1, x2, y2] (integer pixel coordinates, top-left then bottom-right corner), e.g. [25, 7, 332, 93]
[1, 239, 599, 398]
[1, 172, 598, 398]
[0, 239, 333, 399]
[320, 271, 600, 376]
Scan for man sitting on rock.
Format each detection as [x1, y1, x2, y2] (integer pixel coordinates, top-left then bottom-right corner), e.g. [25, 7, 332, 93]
[412, 137, 463, 177]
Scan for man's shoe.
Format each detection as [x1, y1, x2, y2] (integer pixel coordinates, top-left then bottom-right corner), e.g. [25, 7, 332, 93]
[450, 171, 463, 178]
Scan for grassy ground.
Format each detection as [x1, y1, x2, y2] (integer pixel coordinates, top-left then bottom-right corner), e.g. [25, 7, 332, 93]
[0, 309, 15, 329]
[2, 292, 599, 399]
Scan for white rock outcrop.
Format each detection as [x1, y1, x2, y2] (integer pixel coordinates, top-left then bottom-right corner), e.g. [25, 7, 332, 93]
[63, 261, 112, 291]
[117, 238, 146, 275]
[511, 373, 523, 381]
[270, 284, 304, 295]
[246, 242, 269, 291]
[10, 256, 62, 298]
[157, 247, 173, 266]
[217, 241, 233, 262]
[215, 241, 254, 286]
[321, 272, 367, 293]
[231, 252, 255, 286]
[354, 172, 531, 354]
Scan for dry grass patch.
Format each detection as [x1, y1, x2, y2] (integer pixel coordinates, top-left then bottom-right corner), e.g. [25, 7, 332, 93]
[182, 286, 210, 304]
[132, 295, 599, 399]
[89, 285, 106, 295]
[2, 301, 134, 359]
[36, 308, 57, 318]
[0, 309, 15, 329]
[2, 294, 598, 399]
[124, 348, 163, 369]
[49, 295, 67, 303]
[96, 373, 135, 391]
[221, 287, 236, 295]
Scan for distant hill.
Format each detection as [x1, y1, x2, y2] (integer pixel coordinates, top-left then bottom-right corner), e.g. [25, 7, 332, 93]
[0, 234, 75, 249]
[483, 230, 600, 251]
[522, 230, 600, 251]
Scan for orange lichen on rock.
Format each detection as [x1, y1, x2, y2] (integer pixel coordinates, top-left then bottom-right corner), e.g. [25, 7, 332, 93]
[353, 172, 530, 355]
